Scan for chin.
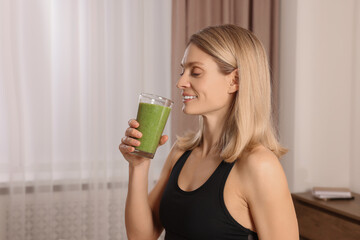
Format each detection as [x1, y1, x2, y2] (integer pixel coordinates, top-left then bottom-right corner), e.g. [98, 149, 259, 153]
[182, 106, 198, 115]
[182, 107, 206, 116]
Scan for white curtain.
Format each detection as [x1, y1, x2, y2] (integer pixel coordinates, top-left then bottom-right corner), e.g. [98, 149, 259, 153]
[0, 0, 172, 239]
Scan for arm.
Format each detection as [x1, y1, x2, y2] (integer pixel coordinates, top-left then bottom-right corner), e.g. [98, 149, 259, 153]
[125, 143, 180, 240]
[120, 120, 181, 239]
[241, 147, 299, 240]
[125, 160, 154, 239]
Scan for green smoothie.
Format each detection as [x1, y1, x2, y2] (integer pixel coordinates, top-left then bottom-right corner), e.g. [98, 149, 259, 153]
[134, 102, 171, 158]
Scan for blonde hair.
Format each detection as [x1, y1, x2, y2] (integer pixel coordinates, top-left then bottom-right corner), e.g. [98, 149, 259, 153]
[176, 24, 287, 162]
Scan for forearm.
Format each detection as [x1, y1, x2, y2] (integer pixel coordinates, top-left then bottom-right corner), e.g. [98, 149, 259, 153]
[125, 161, 157, 239]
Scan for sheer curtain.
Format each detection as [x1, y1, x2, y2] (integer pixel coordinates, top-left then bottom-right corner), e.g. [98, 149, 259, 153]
[0, 0, 171, 239]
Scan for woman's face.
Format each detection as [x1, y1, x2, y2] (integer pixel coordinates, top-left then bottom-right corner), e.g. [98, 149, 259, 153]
[177, 43, 237, 117]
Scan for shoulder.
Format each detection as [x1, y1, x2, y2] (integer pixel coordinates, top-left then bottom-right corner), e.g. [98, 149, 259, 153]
[165, 141, 187, 171]
[233, 146, 299, 238]
[235, 145, 281, 176]
[234, 145, 288, 200]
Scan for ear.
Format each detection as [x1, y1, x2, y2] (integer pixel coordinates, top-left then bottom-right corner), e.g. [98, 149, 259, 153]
[228, 68, 239, 94]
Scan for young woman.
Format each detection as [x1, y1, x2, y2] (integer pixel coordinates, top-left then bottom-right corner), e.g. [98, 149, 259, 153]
[120, 24, 299, 240]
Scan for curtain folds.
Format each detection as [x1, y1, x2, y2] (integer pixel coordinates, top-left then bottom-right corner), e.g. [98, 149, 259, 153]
[0, 0, 171, 239]
[170, 0, 280, 143]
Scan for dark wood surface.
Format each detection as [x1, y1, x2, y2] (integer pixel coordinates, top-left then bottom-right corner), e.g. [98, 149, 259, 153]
[292, 191, 360, 240]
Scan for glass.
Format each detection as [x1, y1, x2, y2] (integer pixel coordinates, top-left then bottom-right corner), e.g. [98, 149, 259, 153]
[131, 93, 173, 159]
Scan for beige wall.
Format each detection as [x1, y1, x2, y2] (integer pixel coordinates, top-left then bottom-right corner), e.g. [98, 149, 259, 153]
[350, 0, 360, 195]
[279, 0, 360, 193]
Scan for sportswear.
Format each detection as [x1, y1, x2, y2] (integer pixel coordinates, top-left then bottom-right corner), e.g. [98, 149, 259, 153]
[159, 150, 259, 240]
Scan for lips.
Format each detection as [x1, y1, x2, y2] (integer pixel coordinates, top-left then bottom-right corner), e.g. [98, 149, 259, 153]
[183, 95, 197, 100]
[181, 91, 198, 103]
[182, 94, 198, 103]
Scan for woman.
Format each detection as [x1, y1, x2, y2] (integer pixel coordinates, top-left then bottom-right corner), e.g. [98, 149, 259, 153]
[120, 24, 299, 240]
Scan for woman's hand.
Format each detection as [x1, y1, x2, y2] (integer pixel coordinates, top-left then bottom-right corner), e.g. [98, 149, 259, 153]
[119, 119, 168, 167]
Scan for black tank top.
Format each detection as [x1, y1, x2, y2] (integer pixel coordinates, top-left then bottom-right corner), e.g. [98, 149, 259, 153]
[159, 150, 259, 240]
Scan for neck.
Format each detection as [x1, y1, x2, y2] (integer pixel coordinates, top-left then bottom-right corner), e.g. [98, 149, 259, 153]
[198, 95, 236, 158]
[199, 112, 228, 158]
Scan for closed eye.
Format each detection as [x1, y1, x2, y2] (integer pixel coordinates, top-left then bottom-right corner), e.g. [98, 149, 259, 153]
[191, 67, 202, 77]
[179, 66, 203, 77]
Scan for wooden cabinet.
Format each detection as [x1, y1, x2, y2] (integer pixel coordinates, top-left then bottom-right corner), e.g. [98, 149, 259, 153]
[292, 192, 360, 240]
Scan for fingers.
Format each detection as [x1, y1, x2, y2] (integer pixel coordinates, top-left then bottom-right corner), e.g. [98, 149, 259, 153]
[126, 119, 141, 137]
[159, 135, 168, 146]
[128, 119, 139, 128]
[119, 142, 134, 153]
[119, 119, 142, 156]
[125, 127, 142, 138]
[121, 136, 141, 147]
[120, 119, 168, 161]
[119, 135, 141, 155]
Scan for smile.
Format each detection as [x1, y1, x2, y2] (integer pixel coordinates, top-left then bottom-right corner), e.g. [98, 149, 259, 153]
[182, 95, 197, 103]
[183, 96, 197, 100]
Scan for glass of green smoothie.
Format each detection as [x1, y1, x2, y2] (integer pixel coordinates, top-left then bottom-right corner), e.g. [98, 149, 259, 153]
[132, 93, 173, 159]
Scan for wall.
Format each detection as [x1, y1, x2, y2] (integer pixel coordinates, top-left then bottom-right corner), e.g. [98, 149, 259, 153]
[279, 0, 360, 193]
[350, 0, 360, 195]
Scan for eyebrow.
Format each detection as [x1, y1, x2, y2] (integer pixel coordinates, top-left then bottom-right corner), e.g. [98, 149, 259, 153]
[180, 61, 204, 68]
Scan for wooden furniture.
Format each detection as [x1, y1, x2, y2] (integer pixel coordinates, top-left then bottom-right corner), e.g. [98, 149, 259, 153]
[292, 192, 360, 240]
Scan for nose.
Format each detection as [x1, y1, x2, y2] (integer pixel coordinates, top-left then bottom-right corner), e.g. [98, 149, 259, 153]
[176, 73, 191, 89]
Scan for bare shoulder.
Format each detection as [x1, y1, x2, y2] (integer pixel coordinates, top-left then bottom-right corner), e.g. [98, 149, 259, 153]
[234, 146, 299, 239]
[169, 141, 186, 164]
[234, 145, 288, 199]
[163, 141, 186, 173]
[235, 145, 281, 175]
